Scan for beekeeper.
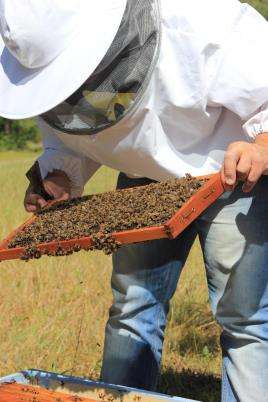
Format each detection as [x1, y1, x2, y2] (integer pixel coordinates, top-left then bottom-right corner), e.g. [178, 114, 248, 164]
[1, 0, 268, 401]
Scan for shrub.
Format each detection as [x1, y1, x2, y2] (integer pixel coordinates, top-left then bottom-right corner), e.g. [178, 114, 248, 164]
[0, 118, 40, 150]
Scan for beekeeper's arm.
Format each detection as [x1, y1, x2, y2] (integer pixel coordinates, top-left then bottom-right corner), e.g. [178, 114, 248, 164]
[208, 4, 268, 192]
[24, 118, 101, 212]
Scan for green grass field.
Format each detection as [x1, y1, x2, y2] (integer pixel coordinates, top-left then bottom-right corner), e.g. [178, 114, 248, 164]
[0, 152, 221, 402]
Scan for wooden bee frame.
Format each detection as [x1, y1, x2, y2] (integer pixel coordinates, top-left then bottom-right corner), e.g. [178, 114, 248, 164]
[0, 173, 224, 262]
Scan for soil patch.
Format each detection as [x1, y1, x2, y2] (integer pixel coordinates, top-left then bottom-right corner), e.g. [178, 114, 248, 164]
[8, 175, 204, 258]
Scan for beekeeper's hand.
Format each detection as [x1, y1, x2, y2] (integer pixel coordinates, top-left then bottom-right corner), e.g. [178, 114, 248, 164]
[24, 170, 71, 212]
[221, 134, 268, 193]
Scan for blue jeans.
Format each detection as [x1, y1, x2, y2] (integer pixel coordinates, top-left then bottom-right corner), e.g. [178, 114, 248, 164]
[101, 174, 268, 402]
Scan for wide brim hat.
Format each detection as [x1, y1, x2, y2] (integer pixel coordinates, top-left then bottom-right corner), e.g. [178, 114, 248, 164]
[0, 0, 127, 119]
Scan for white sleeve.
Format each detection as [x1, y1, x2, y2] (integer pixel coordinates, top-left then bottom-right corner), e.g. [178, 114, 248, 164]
[36, 118, 101, 197]
[208, 4, 268, 140]
[242, 102, 268, 140]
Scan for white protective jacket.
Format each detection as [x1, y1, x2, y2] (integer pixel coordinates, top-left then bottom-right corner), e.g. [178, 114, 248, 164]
[37, 0, 268, 197]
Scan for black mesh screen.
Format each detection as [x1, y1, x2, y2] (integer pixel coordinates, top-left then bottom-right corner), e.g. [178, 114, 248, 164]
[42, 0, 160, 135]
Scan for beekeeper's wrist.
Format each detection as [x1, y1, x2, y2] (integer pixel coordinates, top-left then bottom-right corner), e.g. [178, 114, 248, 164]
[254, 132, 268, 146]
[254, 133, 268, 173]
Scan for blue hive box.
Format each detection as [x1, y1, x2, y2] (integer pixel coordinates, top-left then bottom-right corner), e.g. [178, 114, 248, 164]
[0, 369, 201, 402]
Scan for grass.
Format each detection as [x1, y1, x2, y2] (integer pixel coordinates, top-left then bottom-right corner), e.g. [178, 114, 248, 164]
[0, 151, 221, 402]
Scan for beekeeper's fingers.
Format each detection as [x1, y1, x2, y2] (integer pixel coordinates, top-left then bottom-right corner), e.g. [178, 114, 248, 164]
[24, 189, 47, 212]
[242, 161, 263, 193]
[235, 153, 252, 181]
[222, 144, 240, 190]
[52, 191, 70, 202]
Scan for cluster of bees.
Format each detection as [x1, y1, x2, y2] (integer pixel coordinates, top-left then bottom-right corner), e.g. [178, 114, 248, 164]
[9, 174, 204, 260]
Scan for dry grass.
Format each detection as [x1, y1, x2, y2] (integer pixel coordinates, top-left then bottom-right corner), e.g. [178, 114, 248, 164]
[0, 152, 221, 402]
